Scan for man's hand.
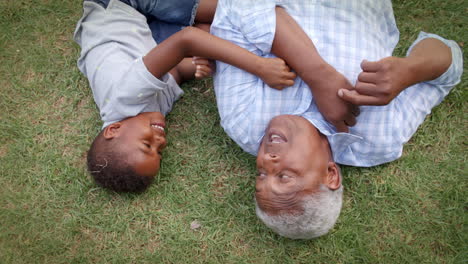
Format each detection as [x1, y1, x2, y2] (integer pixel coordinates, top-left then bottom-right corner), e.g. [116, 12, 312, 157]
[338, 57, 411, 106]
[257, 57, 296, 90]
[312, 65, 360, 132]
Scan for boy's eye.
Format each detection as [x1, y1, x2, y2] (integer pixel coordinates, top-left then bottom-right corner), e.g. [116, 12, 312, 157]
[144, 143, 151, 149]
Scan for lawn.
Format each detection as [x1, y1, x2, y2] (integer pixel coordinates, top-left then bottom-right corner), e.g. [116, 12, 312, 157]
[0, 0, 466, 263]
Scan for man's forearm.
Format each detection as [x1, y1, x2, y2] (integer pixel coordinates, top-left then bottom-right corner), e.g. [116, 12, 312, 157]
[270, 6, 357, 132]
[405, 38, 452, 86]
[338, 37, 453, 106]
[270, 7, 329, 88]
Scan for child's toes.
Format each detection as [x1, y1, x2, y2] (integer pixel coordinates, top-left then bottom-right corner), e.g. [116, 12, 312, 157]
[195, 65, 212, 79]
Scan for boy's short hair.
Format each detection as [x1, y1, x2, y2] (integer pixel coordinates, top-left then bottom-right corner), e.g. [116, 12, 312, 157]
[87, 131, 153, 192]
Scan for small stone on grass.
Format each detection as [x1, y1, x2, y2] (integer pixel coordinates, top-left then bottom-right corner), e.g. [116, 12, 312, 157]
[190, 220, 201, 230]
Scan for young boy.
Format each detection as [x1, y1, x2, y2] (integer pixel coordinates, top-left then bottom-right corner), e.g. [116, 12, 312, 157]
[74, 0, 296, 192]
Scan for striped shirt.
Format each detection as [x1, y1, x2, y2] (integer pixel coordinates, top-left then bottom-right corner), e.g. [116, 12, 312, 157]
[211, 0, 463, 167]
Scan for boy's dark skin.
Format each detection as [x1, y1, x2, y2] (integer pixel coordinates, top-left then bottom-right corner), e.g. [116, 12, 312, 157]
[91, 0, 296, 191]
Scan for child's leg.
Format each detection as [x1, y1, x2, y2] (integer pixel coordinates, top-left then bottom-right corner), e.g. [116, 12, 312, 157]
[195, 0, 217, 23]
[194, 23, 211, 33]
[130, 0, 207, 25]
[145, 2, 214, 82]
[146, 0, 214, 44]
[169, 58, 195, 85]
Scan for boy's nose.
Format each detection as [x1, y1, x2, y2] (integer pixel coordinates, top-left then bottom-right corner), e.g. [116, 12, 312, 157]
[154, 135, 167, 148]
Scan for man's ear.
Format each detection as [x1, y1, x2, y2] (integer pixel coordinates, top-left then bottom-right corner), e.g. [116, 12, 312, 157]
[326, 161, 341, 190]
[103, 122, 122, 139]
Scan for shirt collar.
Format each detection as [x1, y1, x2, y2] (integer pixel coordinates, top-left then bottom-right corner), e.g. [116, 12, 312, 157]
[302, 115, 363, 161]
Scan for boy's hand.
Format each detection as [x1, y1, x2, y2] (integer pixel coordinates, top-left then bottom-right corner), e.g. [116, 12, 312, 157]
[311, 66, 359, 132]
[258, 58, 296, 90]
[338, 57, 410, 106]
[192, 56, 215, 79]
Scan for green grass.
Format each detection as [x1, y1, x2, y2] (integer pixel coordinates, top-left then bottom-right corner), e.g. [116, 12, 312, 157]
[0, 0, 466, 263]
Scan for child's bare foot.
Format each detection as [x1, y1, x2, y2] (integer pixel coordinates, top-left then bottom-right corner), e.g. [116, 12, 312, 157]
[170, 57, 214, 84]
[192, 56, 215, 79]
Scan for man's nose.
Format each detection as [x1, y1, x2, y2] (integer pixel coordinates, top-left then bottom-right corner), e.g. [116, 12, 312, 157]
[265, 152, 279, 162]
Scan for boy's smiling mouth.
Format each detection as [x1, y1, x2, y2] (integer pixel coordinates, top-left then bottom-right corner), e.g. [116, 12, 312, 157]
[151, 123, 165, 133]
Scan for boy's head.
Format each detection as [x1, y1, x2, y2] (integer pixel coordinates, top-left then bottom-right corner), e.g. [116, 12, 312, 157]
[87, 112, 167, 192]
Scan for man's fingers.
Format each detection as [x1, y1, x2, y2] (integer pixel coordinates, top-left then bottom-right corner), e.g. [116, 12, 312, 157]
[357, 72, 377, 83]
[351, 105, 360, 116]
[283, 64, 297, 78]
[333, 121, 349, 133]
[361, 59, 380, 72]
[285, 71, 297, 80]
[283, 79, 295, 87]
[272, 79, 294, 90]
[338, 89, 381, 105]
[344, 113, 357, 127]
[355, 81, 377, 95]
[270, 85, 285, 90]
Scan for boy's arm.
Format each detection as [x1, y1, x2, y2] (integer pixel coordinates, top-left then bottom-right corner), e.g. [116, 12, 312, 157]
[338, 38, 452, 105]
[143, 27, 296, 89]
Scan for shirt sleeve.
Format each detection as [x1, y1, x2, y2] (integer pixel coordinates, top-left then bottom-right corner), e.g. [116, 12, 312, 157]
[236, 1, 277, 55]
[338, 32, 463, 167]
[100, 57, 183, 128]
[212, 0, 277, 55]
[391, 32, 463, 145]
[407, 31, 463, 90]
[211, 0, 283, 154]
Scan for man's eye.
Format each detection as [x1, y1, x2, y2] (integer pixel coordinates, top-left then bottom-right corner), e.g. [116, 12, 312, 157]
[279, 174, 291, 181]
[144, 143, 151, 149]
[257, 172, 266, 178]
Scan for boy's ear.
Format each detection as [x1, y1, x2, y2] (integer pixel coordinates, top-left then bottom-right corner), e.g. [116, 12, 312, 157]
[326, 161, 341, 190]
[103, 122, 122, 139]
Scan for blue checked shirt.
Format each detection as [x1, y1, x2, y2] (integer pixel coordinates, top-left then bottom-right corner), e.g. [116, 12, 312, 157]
[211, 0, 463, 167]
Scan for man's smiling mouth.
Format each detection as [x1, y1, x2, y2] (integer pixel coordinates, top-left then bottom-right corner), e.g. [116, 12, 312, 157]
[271, 134, 285, 143]
[268, 130, 287, 144]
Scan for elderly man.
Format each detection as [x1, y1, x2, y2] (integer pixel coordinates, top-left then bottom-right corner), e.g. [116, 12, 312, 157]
[210, 0, 463, 239]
